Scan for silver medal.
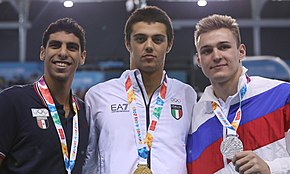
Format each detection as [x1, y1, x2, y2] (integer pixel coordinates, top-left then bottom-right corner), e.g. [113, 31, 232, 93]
[220, 135, 243, 159]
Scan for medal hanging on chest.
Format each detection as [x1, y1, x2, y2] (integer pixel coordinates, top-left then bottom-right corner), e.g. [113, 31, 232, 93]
[212, 75, 250, 159]
[126, 72, 167, 174]
[212, 101, 244, 160]
[34, 76, 79, 174]
[220, 135, 243, 159]
[133, 164, 153, 174]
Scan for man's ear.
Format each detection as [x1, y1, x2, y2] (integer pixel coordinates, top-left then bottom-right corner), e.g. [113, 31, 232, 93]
[79, 51, 86, 65]
[193, 53, 201, 67]
[125, 39, 131, 52]
[166, 40, 173, 53]
[196, 53, 201, 67]
[40, 46, 45, 61]
[238, 44, 246, 62]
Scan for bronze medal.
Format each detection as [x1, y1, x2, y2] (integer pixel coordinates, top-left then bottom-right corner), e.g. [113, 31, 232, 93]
[133, 164, 153, 174]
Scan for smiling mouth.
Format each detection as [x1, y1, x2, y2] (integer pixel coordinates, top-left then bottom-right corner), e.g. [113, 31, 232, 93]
[54, 61, 71, 68]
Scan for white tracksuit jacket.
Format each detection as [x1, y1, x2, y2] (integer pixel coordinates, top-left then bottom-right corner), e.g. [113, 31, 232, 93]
[83, 69, 197, 174]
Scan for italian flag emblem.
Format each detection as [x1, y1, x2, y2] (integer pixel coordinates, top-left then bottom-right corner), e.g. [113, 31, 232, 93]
[37, 117, 49, 129]
[171, 104, 183, 120]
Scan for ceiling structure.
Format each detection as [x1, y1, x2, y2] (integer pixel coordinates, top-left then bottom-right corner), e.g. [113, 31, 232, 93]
[0, 0, 290, 68]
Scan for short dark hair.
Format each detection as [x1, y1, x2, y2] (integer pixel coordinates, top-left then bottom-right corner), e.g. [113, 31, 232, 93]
[194, 14, 241, 48]
[42, 17, 86, 52]
[124, 6, 174, 44]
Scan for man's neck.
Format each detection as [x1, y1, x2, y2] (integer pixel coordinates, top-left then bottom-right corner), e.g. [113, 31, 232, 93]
[140, 70, 163, 99]
[212, 68, 243, 102]
[212, 82, 237, 102]
[44, 76, 71, 106]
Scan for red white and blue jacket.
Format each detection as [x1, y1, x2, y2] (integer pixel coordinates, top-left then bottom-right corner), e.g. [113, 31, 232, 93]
[187, 68, 290, 174]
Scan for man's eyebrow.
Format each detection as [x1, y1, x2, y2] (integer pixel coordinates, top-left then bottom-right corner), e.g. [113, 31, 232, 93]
[218, 41, 231, 45]
[153, 34, 166, 37]
[67, 42, 79, 45]
[48, 40, 79, 46]
[132, 33, 146, 37]
[48, 40, 61, 44]
[200, 45, 211, 50]
[200, 41, 231, 49]
[132, 33, 166, 38]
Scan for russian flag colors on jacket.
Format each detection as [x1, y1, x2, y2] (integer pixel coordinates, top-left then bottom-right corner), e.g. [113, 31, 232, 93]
[187, 70, 290, 174]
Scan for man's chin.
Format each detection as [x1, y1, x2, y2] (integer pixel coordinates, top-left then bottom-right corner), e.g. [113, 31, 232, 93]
[209, 75, 229, 84]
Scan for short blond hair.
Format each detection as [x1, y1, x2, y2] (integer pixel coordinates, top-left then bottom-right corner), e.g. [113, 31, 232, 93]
[194, 14, 241, 48]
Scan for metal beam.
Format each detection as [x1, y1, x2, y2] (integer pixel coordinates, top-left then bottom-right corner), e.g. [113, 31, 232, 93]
[0, 22, 31, 29]
[18, 0, 30, 63]
[251, 0, 267, 56]
[57, 0, 144, 1]
[173, 19, 290, 29]
[6, 0, 19, 12]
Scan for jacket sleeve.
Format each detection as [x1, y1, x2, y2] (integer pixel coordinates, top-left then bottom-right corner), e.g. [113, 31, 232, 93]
[266, 103, 290, 174]
[266, 134, 290, 173]
[0, 90, 17, 162]
[82, 98, 99, 174]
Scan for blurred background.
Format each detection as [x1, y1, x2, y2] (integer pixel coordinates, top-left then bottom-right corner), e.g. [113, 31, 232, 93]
[1, 0, 290, 99]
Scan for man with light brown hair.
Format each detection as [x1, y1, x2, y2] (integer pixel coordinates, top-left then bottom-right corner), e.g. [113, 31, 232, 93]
[187, 14, 290, 174]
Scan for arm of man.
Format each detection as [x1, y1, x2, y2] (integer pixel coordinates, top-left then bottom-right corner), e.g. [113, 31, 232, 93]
[233, 130, 290, 174]
[232, 151, 270, 174]
[0, 89, 17, 168]
[82, 96, 99, 174]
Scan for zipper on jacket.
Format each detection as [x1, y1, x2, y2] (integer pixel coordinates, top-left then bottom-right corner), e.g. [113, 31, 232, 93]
[135, 73, 160, 169]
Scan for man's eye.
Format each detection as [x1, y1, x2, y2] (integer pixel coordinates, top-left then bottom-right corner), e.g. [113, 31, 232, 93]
[153, 37, 164, 44]
[135, 36, 146, 43]
[219, 45, 230, 50]
[49, 42, 61, 49]
[67, 44, 79, 51]
[200, 49, 212, 55]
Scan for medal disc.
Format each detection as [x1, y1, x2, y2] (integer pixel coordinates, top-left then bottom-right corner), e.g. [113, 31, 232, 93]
[220, 135, 243, 159]
[133, 164, 153, 174]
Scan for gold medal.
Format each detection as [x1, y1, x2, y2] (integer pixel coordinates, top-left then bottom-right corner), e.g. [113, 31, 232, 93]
[133, 164, 153, 174]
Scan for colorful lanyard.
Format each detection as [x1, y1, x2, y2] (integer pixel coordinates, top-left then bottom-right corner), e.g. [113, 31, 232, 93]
[125, 74, 167, 165]
[34, 76, 79, 174]
[211, 74, 250, 136]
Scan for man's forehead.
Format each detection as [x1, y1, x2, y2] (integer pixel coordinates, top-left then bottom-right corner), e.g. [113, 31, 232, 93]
[131, 21, 167, 35]
[197, 29, 235, 47]
[48, 31, 80, 43]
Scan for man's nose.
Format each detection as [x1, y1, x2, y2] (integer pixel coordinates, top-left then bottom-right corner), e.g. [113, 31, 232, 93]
[145, 39, 153, 53]
[212, 48, 222, 61]
[59, 44, 68, 58]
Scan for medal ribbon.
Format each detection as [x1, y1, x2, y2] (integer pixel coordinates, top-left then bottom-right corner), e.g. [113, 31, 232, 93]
[126, 74, 167, 165]
[211, 74, 250, 136]
[34, 76, 79, 174]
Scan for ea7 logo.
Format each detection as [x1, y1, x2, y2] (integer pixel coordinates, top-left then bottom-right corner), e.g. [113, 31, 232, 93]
[111, 103, 129, 113]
